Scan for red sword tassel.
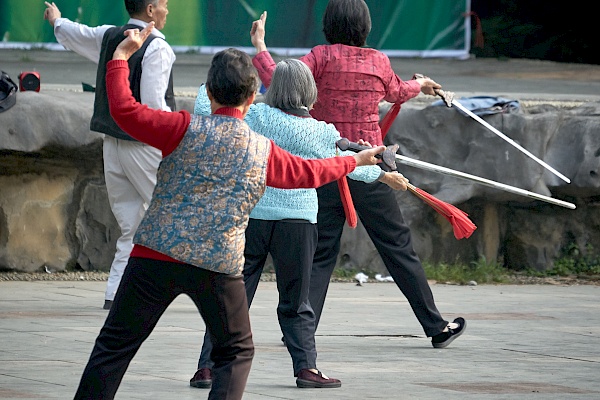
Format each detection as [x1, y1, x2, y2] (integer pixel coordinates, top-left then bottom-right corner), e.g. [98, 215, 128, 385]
[380, 103, 477, 240]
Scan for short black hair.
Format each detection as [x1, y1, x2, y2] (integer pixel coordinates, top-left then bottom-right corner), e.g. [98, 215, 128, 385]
[322, 0, 371, 47]
[206, 49, 259, 107]
[124, 0, 157, 17]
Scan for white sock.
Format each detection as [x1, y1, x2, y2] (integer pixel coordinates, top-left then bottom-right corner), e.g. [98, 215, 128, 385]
[446, 322, 459, 331]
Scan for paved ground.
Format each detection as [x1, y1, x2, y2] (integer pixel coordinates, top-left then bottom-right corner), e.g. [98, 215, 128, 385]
[1, 280, 599, 399]
[2, 49, 600, 399]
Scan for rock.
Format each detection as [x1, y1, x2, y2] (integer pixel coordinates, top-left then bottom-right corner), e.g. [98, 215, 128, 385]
[335, 100, 600, 273]
[0, 91, 599, 273]
[0, 172, 77, 272]
[0, 90, 109, 272]
[0, 90, 100, 153]
[75, 182, 119, 271]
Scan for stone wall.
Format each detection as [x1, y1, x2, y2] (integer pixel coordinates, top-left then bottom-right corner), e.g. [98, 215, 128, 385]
[0, 90, 598, 273]
[366, 101, 600, 272]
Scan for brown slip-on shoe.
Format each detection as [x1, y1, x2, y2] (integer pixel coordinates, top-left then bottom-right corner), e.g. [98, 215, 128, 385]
[296, 369, 341, 388]
[189, 368, 212, 388]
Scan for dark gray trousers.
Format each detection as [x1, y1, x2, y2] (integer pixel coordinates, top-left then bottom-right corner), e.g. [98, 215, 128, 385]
[74, 257, 253, 400]
[310, 179, 449, 337]
[198, 218, 318, 375]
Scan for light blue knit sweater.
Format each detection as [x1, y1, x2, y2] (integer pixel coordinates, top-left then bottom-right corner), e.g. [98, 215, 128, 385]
[194, 85, 383, 223]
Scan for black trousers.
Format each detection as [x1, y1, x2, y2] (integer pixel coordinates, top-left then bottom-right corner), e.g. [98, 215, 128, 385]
[310, 180, 449, 337]
[74, 257, 253, 400]
[199, 218, 318, 375]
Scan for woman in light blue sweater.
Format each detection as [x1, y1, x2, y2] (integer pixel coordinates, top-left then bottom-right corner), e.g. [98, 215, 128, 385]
[191, 59, 407, 389]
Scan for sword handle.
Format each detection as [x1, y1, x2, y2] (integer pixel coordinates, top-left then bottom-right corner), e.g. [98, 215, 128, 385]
[414, 74, 454, 107]
[336, 138, 382, 159]
[434, 88, 454, 107]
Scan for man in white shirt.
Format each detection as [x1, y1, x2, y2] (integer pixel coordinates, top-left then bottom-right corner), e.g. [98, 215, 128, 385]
[44, 0, 176, 310]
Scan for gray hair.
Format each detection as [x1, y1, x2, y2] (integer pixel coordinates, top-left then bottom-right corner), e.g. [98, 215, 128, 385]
[264, 59, 318, 110]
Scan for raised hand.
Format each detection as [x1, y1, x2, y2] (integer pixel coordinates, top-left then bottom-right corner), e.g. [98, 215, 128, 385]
[250, 11, 267, 53]
[43, 1, 61, 27]
[113, 22, 155, 61]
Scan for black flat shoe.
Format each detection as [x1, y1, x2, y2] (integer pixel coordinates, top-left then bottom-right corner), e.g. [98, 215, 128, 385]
[431, 317, 466, 348]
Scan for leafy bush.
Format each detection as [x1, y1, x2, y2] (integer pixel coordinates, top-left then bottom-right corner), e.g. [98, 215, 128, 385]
[423, 257, 510, 285]
[549, 243, 600, 276]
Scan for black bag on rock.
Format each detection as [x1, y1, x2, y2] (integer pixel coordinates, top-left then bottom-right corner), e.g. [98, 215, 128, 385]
[0, 70, 18, 113]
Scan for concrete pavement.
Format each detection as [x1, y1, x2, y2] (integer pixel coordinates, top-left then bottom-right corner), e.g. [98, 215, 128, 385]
[2, 47, 600, 399]
[1, 280, 599, 399]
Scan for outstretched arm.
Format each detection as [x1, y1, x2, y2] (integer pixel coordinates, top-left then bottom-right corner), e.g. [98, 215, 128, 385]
[44, 1, 111, 63]
[266, 143, 386, 189]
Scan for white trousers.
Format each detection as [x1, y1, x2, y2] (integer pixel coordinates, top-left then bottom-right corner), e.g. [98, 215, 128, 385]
[102, 135, 161, 301]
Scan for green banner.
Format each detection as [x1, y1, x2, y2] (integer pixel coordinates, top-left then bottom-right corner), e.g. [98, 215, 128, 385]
[1, 0, 471, 58]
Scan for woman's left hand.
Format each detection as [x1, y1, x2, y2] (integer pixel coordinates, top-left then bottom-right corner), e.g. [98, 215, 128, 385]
[250, 11, 268, 53]
[379, 171, 408, 191]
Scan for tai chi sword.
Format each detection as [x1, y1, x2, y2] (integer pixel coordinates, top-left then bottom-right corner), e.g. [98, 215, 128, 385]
[336, 138, 576, 209]
[432, 86, 571, 184]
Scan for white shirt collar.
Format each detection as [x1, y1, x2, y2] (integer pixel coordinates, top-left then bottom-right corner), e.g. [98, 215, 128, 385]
[127, 18, 165, 39]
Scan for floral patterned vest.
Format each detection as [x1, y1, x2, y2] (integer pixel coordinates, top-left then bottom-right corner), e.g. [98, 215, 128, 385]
[134, 114, 271, 275]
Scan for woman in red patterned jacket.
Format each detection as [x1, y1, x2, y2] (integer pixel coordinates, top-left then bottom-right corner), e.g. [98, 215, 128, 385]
[251, 0, 466, 349]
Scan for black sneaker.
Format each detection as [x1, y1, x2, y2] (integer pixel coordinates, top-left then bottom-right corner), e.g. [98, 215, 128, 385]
[103, 300, 113, 310]
[431, 317, 466, 348]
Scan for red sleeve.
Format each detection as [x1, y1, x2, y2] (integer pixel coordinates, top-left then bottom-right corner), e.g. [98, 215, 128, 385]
[298, 48, 319, 77]
[379, 55, 421, 104]
[106, 59, 191, 156]
[266, 141, 357, 189]
[254, 50, 321, 89]
[252, 51, 277, 88]
[383, 76, 420, 104]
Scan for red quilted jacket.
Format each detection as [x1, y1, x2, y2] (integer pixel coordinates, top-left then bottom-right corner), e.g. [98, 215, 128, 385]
[254, 44, 421, 146]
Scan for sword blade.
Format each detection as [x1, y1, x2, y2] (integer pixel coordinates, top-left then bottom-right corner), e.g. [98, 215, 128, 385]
[394, 153, 576, 209]
[450, 99, 571, 184]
